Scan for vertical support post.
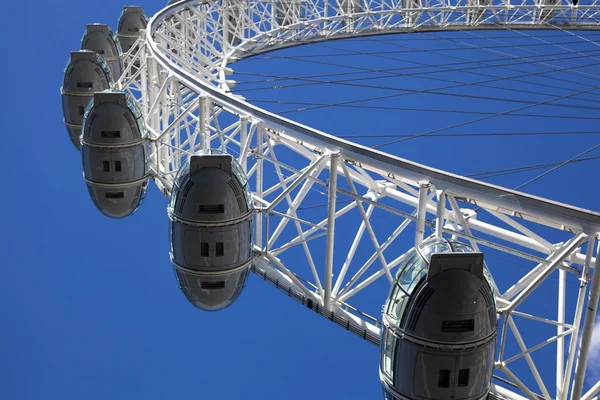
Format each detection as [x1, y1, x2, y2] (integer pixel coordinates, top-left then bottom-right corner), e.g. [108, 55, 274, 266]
[557, 268, 566, 397]
[436, 190, 446, 240]
[174, 83, 181, 171]
[199, 95, 209, 150]
[324, 152, 340, 310]
[159, 77, 170, 174]
[415, 182, 429, 247]
[140, 44, 148, 116]
[256, 127, 264, 250]
[240, 116, 249, 173]
[562, 235, 597, 400]
[572, 236, 600, 400]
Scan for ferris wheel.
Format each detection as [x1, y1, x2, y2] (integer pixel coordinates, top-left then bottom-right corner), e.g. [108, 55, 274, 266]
[60, 1, 600, 399]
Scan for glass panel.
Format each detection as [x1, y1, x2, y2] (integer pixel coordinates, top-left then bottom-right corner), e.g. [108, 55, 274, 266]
[407, 264, 427, 294]
[171, 158, 190, 209]
[482, 265, 495, 293]
[386, 284, 408, 325]
[109, 29, 123, 54]
[419, 239, 451, 260]
[382, 330, 396, 380]
[126, 94, 146, 136]
[399, 255, 426, 294]
[395, 248, 417, 280]
[451, 241, 475, 253]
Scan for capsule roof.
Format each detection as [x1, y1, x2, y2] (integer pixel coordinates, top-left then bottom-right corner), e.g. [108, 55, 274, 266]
[117, 6, 148, 53]
[393, 238, 494, 296]
[81, 24, 123, 79]
[384, 238, 497, 341]
[61, 51, 113, 150]
[170, 149, 252, 223]
[118, 6, 149, 23]
[81, 24, 123, 57]
[62, 51, 113, 93]
[82, 90, 146, 146]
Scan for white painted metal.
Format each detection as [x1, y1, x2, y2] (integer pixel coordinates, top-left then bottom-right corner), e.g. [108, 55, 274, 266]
[111, 1, 600, 399]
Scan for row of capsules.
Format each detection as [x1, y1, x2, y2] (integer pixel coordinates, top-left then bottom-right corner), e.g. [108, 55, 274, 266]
[60, 3, 255, 311]
[61, 7, 149, 218]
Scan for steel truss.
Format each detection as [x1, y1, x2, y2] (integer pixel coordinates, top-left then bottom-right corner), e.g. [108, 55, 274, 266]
[113, 1, 600, 399]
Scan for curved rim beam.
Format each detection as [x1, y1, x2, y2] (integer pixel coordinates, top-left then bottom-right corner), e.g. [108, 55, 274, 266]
[147, 0, 600, 233]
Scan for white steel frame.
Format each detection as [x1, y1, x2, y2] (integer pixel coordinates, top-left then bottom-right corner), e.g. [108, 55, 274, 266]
[112, 1, 600, 399]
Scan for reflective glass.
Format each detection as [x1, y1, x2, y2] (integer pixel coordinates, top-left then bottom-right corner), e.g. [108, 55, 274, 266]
[382, 330, 396, 380]
[394, 248, 416, 280]
[126, 94, 146, 135]
[399, 255, 426, 293]
[419, 239, 451, 260]
[171, 158, 190, 209]
[386, 283, 408, 325]
[450, 241, 474, 253]
[482, 265, 495, 293]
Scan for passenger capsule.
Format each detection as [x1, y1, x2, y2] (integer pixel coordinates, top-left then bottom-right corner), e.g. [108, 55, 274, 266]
[81, 24, 124, 81]
[81, 90, 149, 218]
[117, 6, 148, 54]
[222, 0, 243, 46]
[467, 0, 489, 25]
[61, 51, 113, 150]
[381, 238, 497, 400]
[169, 150, 254, 311]
[536, 0, 560, 22]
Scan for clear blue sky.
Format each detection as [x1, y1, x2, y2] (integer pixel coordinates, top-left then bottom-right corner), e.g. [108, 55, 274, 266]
[1, 0, 599, 399]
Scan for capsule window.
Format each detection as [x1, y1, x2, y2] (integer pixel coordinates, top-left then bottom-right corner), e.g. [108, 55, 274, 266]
[115, 161, 122, 172]
[458, 369, 470, 387]
[96, 49, 105, 55]
[101, 130, 121, 138]
[105, 192, 124, 199]
[200, 242, 209, 257]
[76, 81, 93, 89]
[128, 27, 140, 32]
[78, 106, 85, 116]
[441, 319, 474, 333]
[198, 204, 225, 213]
[216, 242, 224, 257]
[438, 370, 450, 388]
[201, 281, 225, 290]
[103, 161, 110, 172]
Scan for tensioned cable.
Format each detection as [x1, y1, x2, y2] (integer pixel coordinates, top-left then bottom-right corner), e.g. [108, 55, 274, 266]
[318, 33, 600, 79]
[238, 38, 600, 61]
[355, 32, 600, 100]
[235, 29, 600, 119]
[467, 141, 600, 213]
[235, 47, 600, 97]
[251, 60, 600, 117]
[297, 27, 600, 150]
[307, 35, 600, 104]
[372, 81, 600, 149]
[467, 156, 600, 179]
[336, 131, 600, 139]
[246, 97, 600, 120]
[236, 49, 600, 108]
[513, 143, 600, 191]
[234, 53, 600, 114]
[344, 32, 600, 42]
[234, 26, 600, 109]
[430, 27, 600, 83]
